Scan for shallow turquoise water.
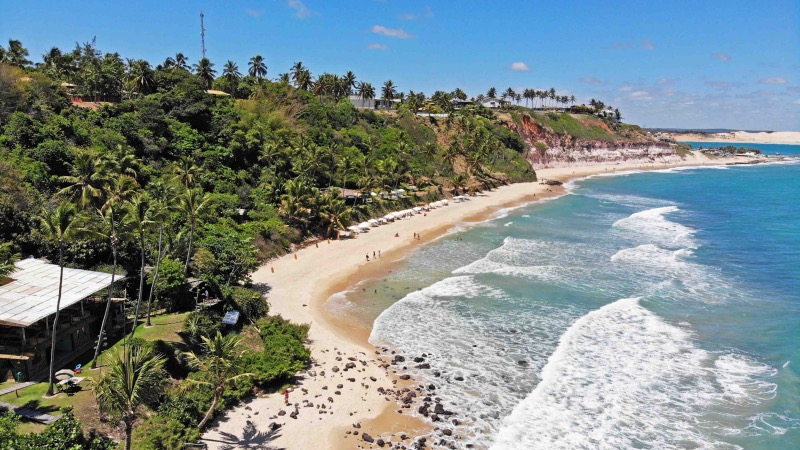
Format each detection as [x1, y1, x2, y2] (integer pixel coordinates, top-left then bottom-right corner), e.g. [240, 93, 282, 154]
[331, 144, 800, 449]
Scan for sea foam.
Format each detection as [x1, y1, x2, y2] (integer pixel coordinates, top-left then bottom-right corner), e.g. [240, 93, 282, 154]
[490, 298, 778, 450]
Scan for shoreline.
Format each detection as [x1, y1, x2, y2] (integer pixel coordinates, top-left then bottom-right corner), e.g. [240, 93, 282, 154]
[201, 151, 762, 449]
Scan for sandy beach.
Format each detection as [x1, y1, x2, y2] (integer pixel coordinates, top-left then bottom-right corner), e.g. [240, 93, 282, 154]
[670, 130, 800, 145]
[201, 151, 757, 449]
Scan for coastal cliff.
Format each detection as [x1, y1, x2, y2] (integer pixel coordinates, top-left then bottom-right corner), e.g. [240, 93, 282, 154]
[508, 113, 681, 168]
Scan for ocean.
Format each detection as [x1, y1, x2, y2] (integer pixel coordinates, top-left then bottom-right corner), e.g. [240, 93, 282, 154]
[328, 143, 800, 449]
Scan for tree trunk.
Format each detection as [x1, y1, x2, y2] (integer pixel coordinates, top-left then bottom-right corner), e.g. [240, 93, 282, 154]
[184, 219, 194, 276]
[129, 233, 146, 339]
[91, 239, 117, 369]
[145, 225, 164, 327]
[124, 418, 133, 450]
[198, 391, 221, 430]
[46, 242, 64, 396]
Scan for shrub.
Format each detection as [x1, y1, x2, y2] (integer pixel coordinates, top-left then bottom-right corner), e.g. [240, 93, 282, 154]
[132, 415, 200, 450]
[242, 316, 310, 384]
[183, 310, 223, 344]
[227, 286, 268, 321]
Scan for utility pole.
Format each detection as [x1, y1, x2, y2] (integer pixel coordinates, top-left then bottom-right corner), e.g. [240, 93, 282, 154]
[200, 11, 206, 59]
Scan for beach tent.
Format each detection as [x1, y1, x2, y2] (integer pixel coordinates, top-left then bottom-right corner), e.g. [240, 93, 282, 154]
[368, 219, 380, 226]
[357, 222, 371, 230]
[384, 213, 396, 221]
[413, 206, 423, 213]
[347, 225, 360, 233]
[442, 199, 449, 205]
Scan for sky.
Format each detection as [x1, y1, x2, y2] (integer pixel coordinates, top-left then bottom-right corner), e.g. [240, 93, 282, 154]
[1, 0, 799, 131]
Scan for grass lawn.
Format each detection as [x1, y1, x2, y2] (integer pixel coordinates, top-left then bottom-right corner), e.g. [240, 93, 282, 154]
[0, 379, 98, 434]
[1, 312, 189, 437]
[84, 311, 189, 368]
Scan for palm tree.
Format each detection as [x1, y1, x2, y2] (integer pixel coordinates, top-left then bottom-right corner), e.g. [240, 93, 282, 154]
[89, 205, 133, 369]
[450, 174, 467, 195]
[174, 53, 190, 71]
[381, 80, 396, 109]
[169, 156, 201, 188]
[145, 182, 176, 327]
[277, 72, 290, 84]
[319, 190, 353, 238]
[487, 87, 497, 98]
[0, 242, 20, 280]
[93, 345, 166, 450]
[193, 58, 216, 89]
[222, 60, 242, 95]
[126, 59, 155, 96]
[343, 71, 357, 95]
[126, 194, 157, 337]
[356, 81, 375, 104]
[295, 69, 313, 91]
[182, 332, 253, 429]
[290, 61, 306, 86]
[57, 152, 107, 210]
[3, 39, 31, 67]
[248, 55, 267, 79]
[39, 203, 85, 396]
[179, 188, 212, 276]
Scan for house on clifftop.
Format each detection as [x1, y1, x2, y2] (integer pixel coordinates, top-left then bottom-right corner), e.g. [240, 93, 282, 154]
[0, 259, 125, 381]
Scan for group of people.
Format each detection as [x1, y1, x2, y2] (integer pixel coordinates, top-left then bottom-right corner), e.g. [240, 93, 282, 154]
[366, 250, 382, 261]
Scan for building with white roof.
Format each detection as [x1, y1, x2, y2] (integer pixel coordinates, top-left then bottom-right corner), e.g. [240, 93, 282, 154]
[0, 259, 124, 381]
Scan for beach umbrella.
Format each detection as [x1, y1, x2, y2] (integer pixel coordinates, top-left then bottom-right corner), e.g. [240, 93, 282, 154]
[368, 219, 380, 226]
[347, 225, 360, 233]
[55, 369, 75, 381]
[358, 222, 371, 230]
[413, 206, 423, 213]
[383, 213, 395, 220]
[442, 199, 449, 205]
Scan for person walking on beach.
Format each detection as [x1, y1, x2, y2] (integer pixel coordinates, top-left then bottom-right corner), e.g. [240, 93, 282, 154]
[373, 251, 376, 259]
[366, 254, 370, 261]
[284, 389, 290, 405]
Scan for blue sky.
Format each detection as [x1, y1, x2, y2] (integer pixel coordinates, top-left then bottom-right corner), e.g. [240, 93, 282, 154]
[1, 0, 799, 130]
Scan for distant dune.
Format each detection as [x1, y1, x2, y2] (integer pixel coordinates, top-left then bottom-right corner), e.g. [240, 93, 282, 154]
[670, 130, 800, 145]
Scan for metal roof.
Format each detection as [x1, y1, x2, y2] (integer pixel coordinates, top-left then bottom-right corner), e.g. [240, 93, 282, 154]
[0, 259, 121, 327]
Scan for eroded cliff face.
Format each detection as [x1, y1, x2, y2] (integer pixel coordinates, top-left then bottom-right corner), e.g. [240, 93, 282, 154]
[511, 114, 680, 168]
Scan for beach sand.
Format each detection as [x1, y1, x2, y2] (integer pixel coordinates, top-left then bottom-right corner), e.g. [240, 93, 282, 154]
[202, 151, 755, 449]
[670, 130, 800, 145]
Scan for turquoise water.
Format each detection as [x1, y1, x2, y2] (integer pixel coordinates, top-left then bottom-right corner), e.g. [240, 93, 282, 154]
[331, 144, 800, 449]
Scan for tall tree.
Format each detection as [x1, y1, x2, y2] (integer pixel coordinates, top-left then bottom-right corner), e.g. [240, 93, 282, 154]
[381, 80, 396, 108]
[222, 60, 242, 94]
[174, 53, 189, 71]
[88, 205, 132, 369]
[126, 194, 157, 338]
[487, 87, 497, 98]
[38, 203, 85, 396]
[57, 152, 108, 210]
[179, 188, 212, 276]
[192, 57, 216, 89]
[248, 55, 267, 79]
[93, 345, 166, 450]
[2, 39, 31, 67]
[343, 71, 357, 95]
[182, 332, 253, 429]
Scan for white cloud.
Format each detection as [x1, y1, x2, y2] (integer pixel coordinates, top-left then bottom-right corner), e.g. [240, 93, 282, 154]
[760, 77, 787, 84]
[400, 5, 433, 20]
[629, 90, 653, 100]
[580, 76, 603, 85]
[641, 39, 655, 50]
[656, 78, 675, 85]
[288, 0, 312, 18]
[712, 52, 731, 62]
[510, 62, 530, 72]
[619, 85, 633, 92]
[245, 8, 264, 17]
[371, 25, 412, 39]
[367, 43, 388, 51]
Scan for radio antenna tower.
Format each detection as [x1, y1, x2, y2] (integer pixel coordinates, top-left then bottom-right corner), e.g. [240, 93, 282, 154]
[200, 11, 207, 59]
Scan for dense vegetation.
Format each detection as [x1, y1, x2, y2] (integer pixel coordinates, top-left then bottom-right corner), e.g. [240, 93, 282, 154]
[0, 37, 539, 448]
